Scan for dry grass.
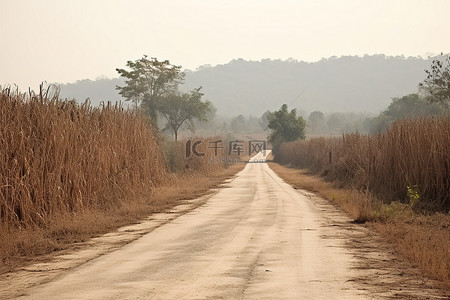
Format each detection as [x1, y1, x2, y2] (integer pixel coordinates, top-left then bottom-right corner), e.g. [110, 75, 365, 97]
[0, 86, 167, 229]
[268, 161, 450, 289]
[372, 216, 450, 288]
[277, 117, 450, 211]
[0, 85, 245, 273]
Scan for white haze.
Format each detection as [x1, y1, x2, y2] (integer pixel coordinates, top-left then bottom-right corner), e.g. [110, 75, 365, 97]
[0, 0, 449, 90]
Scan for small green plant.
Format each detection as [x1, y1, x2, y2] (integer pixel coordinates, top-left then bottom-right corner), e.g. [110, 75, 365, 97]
[406, 185, 420, 207]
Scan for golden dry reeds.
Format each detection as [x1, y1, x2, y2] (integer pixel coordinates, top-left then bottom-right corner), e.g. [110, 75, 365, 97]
[0, 86, 167, 229]
[277, 117, 450, 211]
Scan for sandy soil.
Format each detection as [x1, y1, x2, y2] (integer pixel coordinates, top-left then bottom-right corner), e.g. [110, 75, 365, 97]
[0, 151, 447, 299]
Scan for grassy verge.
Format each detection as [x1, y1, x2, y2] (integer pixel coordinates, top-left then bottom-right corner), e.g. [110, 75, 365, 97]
[268, 161, 450, 289]
[0, 162, 245, 274]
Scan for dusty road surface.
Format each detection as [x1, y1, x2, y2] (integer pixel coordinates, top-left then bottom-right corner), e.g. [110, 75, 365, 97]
[3, 151, 448, 299]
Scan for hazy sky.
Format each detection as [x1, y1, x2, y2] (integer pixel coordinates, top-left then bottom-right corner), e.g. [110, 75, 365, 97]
[1, 0, 449, 89]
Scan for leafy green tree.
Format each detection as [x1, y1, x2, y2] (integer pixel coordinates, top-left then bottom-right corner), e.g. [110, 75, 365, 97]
[158, 88, 212, 141]
[419, 53, 450, 105]
[267, 104, 306, 157]
[116, 55, 184, 127]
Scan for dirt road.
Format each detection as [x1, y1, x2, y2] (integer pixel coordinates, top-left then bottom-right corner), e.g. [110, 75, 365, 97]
[5, 151, 448, 299]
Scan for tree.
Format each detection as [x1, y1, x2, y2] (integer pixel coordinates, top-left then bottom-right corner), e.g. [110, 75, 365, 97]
[326, 112, 345, 132]
[116, 55, 184, 127]
[158, 88, 212, 141]
[419, 53, 450, 105]
[367, 93, 444, 134]
[259, 111, 270, 131]
[267, 104, 306, 157]
[231, 114, 246, 133]
[308, 111, 325, 133]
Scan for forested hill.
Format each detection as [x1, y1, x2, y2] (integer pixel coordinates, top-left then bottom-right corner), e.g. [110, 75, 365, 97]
[59, 77, 125, 107]
[59, 55, 437, 116]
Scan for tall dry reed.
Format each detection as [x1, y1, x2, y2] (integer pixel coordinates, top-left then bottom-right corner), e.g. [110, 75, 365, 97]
[277, 117, 450, 211]
[0, 86, 167, 229]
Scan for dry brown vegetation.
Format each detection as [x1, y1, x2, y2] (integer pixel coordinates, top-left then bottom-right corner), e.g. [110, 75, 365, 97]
[270, 117, 450, 288]
[277, 117, 450, 211]
[0, 86, 244, 273]
[0, 86, 169, 229]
